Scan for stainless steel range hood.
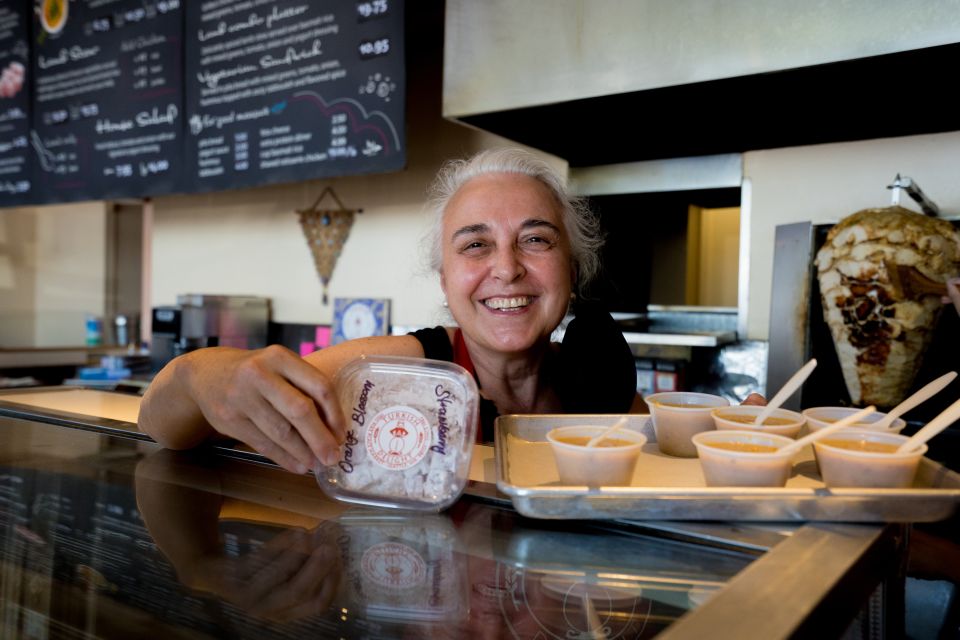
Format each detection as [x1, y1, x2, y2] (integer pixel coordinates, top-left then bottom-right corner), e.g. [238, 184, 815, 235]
[443, 1, 960, 165]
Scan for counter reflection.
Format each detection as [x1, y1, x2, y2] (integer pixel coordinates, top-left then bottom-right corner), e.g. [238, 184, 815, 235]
[133, 449, 753, 638]
[0, 439, 754, 638]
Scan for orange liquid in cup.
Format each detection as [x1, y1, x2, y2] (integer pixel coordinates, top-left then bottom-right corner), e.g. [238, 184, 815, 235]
[818, 439, 899, 453]
[716, 413, 795, 426]
[555, 436, 635, 448]
[703, 441, 780, 453]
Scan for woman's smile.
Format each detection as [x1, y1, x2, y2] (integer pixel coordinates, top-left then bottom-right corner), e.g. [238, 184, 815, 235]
[482, 295, 532, 311]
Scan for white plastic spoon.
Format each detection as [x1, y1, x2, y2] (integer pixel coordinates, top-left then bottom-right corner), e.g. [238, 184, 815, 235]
[586, 416, 630, 447]
[753, 358, 818, 425]
[872, 371, 957, 431]
[896, 396, 960, 453]
[777, 405, 877, 457]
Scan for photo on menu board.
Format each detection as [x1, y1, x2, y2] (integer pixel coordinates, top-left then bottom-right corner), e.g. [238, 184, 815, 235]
[28, 0, 187, 203]
[0, 3, 32, 205]
[183, 0, 406, 194]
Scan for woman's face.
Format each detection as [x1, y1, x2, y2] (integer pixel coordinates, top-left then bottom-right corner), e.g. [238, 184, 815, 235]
[440, 172, 574, 357]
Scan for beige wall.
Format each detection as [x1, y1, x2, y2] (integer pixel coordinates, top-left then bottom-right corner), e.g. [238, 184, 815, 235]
[743, 130, 960, 340]
[0, 202, 107, 347]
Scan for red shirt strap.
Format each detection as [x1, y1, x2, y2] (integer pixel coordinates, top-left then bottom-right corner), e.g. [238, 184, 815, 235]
[453, 328, 475, 378]
[452, 329, 485, 443]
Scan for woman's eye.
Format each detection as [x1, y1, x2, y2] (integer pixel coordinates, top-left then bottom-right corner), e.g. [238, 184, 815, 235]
[459, 240, 487, 252]
[523, 235, 553, 248]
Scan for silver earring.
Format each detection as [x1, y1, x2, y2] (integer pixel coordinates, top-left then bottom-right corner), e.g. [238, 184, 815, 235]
[442, 299, 449, 308]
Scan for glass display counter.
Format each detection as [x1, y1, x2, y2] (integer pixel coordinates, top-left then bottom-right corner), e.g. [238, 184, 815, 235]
[0, 391, 921, 638]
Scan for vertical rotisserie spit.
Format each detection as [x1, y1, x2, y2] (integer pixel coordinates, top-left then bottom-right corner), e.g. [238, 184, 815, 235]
[815, 206, 960, 407]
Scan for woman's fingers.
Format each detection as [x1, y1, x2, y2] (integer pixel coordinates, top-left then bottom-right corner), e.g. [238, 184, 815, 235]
[945, 278, 960, 314]
[276, 354, 348, 443]
[741, 393, 767, 406]
[228, 410, 316, 473]
[221, 345, 345, 468]
[248, 544, 339, 621]
[253, 370, 344, 467]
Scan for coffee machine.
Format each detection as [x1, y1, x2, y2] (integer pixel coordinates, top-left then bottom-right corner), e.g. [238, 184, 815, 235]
[150, 295, 270, 371]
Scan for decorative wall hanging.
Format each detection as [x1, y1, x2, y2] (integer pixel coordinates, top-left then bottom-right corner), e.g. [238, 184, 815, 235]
[297, 187, 361, 304]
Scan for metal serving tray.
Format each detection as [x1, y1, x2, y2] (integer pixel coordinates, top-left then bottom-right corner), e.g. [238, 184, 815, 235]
[495, 414, 960, 522]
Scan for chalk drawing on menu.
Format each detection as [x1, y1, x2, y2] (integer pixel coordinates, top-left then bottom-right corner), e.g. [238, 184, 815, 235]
[291, 90, 400, 156]
[30, 131, 56, 171]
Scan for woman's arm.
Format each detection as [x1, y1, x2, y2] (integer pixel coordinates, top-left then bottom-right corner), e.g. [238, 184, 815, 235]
[630, 393, 649, 413]
[138, 334, 426, 473]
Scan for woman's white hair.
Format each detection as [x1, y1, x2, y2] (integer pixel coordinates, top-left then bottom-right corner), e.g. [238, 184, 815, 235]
[424, 148, 603, 293]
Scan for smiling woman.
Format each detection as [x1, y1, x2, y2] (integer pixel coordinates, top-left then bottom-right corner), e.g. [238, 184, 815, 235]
[138, 148, 640, 472]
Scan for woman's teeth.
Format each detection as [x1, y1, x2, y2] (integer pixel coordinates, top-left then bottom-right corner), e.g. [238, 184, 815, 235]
[484, 296, 530, 310]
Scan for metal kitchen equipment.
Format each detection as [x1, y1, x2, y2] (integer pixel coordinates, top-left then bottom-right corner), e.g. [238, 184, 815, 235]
[149, 306, 181, 372]
[887, 174, 940, 216]
[149, 295, 270, 371]
[177, 294, 270, 351]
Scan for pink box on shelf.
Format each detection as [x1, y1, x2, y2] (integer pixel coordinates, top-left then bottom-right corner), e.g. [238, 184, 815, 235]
[315, 326, 331, 349]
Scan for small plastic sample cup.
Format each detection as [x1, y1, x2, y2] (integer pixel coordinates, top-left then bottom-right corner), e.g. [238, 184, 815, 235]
[711, 405, 805, 439]
[316, 355, 479, 511]
[646, 392, 729, 457]
[802, 406, 906, 435]
[692, 430, 797, 487]
[812, 428, 926, 488]
[546, 424, 646, 486]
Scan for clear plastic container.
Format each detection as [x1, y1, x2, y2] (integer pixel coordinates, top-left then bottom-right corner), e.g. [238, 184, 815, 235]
[317, 355, 479, 511]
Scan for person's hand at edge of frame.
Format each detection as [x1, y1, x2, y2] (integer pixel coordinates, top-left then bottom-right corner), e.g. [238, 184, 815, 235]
[741, 393, 767, 406]
[941, 277, 960, 316]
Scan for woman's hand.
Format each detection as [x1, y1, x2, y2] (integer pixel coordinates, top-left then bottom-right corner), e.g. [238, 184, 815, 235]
[135, 450, 341, 623]
[141, 346, 347, 473]
[192, 527, 341, 622]
[741, 393, 767, 406]
[140, 335, 424, 473]
[942, 277, 960, 316]
[187, 346, 348, 472]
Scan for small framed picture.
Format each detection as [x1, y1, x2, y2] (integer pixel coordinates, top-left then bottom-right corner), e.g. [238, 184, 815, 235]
[332, 298, 391, 344]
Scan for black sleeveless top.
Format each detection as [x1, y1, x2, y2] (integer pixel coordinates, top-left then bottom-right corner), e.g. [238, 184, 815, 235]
[409, 305, 636, 442]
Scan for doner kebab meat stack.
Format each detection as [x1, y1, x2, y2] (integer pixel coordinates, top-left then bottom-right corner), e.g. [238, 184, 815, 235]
[815, 206, 960, 408]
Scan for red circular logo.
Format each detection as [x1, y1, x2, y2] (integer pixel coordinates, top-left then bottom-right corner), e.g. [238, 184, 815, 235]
[365, 405, 431, 470]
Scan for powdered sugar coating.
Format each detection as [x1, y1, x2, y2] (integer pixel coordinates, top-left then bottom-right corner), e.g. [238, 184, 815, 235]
[322, 357, 478, 510]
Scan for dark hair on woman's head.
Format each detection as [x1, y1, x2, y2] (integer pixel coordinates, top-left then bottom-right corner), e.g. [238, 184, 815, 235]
[425, 148, 603, 293]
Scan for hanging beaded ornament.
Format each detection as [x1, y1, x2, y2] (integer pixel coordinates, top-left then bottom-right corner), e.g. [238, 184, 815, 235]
[297, 187, 360, 304]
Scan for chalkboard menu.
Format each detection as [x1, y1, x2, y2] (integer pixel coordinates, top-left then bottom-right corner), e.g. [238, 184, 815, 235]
[0, 3, 31, 205]
[0, 0, 405, 207]
[29, 0, 186, 204]
[183, 0, 405, 193]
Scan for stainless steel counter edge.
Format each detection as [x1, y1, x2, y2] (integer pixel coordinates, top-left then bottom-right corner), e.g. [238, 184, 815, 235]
[658, 523, 905, 639]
